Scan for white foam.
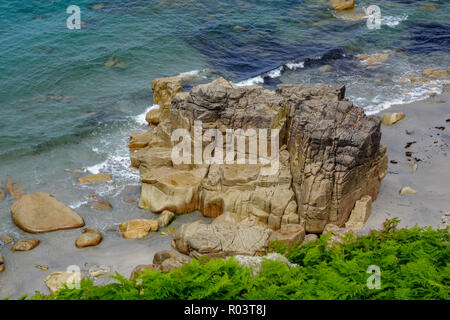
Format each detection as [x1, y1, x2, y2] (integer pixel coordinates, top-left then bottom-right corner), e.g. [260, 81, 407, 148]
[286, 61, 305, 70]
[132, 104, 160, 126]
[236, 75, 264, 86]
[178, 69, 208, 79]
[382, 14, 408, 27]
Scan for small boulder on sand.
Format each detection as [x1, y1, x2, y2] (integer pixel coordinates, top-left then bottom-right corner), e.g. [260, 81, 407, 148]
[12, 239, 40, 252]
[381, 113, 405, 125]
[119, 219, 158, 239]
[400, 186, 417, 195]
[45, 271, 87, 294]
[11, 193, 85, 233]
[0, 253, 4, 272]
[77, 174, 111, 184]
[76, 228, 103, 248]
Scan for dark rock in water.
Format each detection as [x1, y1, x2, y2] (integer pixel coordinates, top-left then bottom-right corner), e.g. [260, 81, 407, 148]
[105, 56, 126, 69]
[404, 22, 450, 54]
[263, 75, 282, 86]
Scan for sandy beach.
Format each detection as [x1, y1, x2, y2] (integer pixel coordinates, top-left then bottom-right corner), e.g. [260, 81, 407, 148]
[0, 89, 449, 299]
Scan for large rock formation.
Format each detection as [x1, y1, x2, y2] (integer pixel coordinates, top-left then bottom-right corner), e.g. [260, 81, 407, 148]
[11, 193, 85, 233]
[130, 77, 387, 237]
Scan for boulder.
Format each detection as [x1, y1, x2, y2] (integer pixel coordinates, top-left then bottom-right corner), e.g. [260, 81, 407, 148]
[153, 250, 192, 273]
[234, 253, 297, 277]
[5, 179, 26, 198]
[146, 108, 162, 125]
[172, 220, 272, 258]
[129, 264, 157, 280]
[45, 271, 87, 294]
[119, 219, 158, 239]
[91, 199, 113, 211]
[345, 195, 372, 229]
[157, 210, 175, 228]
[381, 113, 405, 125]
[11, 193, 85, 233]
[422, 68, 449, 79]
[322, 224, 356, 246]
[0, 253, 4, 272]
[269, 224, 305, 244]
[75, 228, 103, 248]
[301, 234, 318, 245]
[89, 267, 110, 277]
[12, 239, 40, 251]
[77, 174, 111, 184]
[0, 234, 14, 245]
[329, 0, 354, 11]
[152, 76, 182, 121]
[400, 186, 417, 195]
[438, 213, 449, 230]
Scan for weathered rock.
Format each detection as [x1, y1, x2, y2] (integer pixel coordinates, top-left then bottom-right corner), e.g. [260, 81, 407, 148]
[345, 195, 372, 229]
[89, 267, 110, 277]
[11, 193, 85, 233]
[422, 68, 449, 79]
[12, 239, 40, 251]
[0, 189, 5, 201]
[234, 253, 297, 276]
[280, 84, 387, 233]
[119, 219, 158, 239]
[381, 113, 405, 125]
[77, 174, 111, 184]
[153, 250, 192, 273]
[91, 199, 113, 211]
[301, 234, 318, 245]
[269, 224, 305, 244]
[45, 271, 87, 294]
[400, 186, 417, 195]
[133, 78, 387, 235]
[129, 264, 158, 280]
[152, 76, 182, 121]
[35, 265, 48, 271]
[6, 179, 26, 198]
[322, 224, 356, 246]
[0, 234, 14, 245]
[0, 253, 4, 272]
[76, 228, 103, 248]
[146, 108, 162, 125]
[157, 210, 175, 228]
[172, 220, 272, 258]
[329, 0, 354, 11]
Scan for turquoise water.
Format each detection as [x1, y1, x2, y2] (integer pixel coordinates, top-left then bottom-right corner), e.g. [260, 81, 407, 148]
[0, 0, 449, 229]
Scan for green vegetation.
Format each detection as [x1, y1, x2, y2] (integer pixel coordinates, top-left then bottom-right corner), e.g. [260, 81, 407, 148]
[29, 219, 449, 300]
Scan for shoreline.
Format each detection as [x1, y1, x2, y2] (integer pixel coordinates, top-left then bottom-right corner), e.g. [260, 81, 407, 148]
[1, 86, 449, 299]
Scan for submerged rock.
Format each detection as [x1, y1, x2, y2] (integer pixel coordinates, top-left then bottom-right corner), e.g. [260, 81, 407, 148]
[119, 219, 158, 239]
[329, 0, 354, 11]
[422, 68, 449, 79]
[12, 239, 40, 251]
[77, 173, 111, 184]
[6, 179, 26, 198]
[91, 199, 113, 211]
[11, 193, 85, 233]
[357, 53, 390, 64]
[0, 234, 14, 245]
[105, 56, 126, 69]
[45, 271, 87, 294]
[76, 228, 103, 248]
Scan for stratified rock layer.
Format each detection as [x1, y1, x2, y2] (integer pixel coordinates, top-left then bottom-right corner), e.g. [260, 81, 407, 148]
[131, 77, 387, 235]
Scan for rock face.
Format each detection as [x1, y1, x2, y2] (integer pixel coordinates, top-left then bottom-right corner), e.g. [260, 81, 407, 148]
[12, 239, 40, 251]
[345, 195, 372, 229]
[11, 193, 85, 233]
[172, 219, 272, 258]
[119, 219, 158, 239]
[234, 253, 296, 277]
[329, 0, 354, 11]
[131, 78, 387, 234]
[45, 271, 87, 294]
[76, 228, 103, 248]
[151, 76, 182, 121]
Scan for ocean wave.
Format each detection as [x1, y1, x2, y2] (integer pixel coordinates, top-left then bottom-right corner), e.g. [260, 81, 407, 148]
[178, 69, 209, 79]
[382, 14, 408, 28]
